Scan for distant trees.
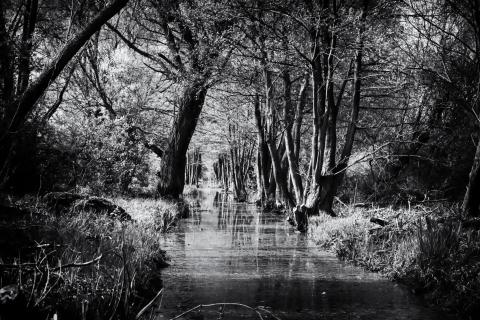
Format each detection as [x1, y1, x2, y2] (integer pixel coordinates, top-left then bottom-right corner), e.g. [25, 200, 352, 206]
[185, 147, 203, 187]
[112, 0, 236, 198]
[210, 91, 257, 201]
[213, 153, 231, 191]
[227, 0, 374, 229]
[227, 122, 256, 201]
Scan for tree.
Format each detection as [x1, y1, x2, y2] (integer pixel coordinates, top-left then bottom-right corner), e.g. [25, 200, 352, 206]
[0, 0, 129, 189]
[110, 0, 236, 198]
[233, 0, 372, 229]
[403, 0, 480, 216]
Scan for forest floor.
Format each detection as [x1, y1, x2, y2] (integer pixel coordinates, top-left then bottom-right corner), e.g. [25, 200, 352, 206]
[309, 203, 480, 319]
[0, 194, 189, 320]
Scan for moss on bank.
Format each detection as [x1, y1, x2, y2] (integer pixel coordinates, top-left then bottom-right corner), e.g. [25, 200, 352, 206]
[309, 204, 480, 319]
[0, 195, 188, 319]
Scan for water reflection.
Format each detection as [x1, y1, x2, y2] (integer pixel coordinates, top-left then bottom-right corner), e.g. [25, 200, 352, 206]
[158, 189, 453, 319]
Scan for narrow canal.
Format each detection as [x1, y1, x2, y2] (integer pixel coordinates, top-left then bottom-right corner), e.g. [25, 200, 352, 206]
[157, 189, 451, 319]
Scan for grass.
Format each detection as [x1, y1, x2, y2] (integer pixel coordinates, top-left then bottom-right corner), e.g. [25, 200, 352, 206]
[0, 196, 188, 320]
[182, 184, 199, 197]
[309, 203, 480, 318]
[113, 197, 188, 231]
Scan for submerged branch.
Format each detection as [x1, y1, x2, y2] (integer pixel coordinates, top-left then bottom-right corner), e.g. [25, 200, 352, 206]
[168, 302, 278, 320]
[135, 288, 164, 319]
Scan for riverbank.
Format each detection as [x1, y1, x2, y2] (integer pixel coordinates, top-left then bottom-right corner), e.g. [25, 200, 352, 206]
[309, 203, 480, 319]
[0, 194, 188, 320]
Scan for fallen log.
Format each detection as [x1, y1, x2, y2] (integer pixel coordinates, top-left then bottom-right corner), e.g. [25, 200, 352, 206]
[73, 197, 131, 221]
[43, 192, 131, 221]
[370, 217, 389, 227]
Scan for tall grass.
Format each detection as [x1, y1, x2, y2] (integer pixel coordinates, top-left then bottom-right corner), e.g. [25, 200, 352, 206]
[310, 204, 480, 318]
[0, 196, 185, 320]
[113, 197, 186, 231]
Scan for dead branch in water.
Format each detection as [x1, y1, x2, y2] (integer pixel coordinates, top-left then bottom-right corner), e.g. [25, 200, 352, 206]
[135, 288, 164, 319]
[168, 302, 282, 320]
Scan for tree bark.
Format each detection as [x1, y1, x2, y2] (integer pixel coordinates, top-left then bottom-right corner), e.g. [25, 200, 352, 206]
[156, 82, 207, 198]
[16, 0, 38, 95]
[463, 137, 480, 216]
[263, 67, 293, 208]
[254, 93, 273, 202]
[293, 74, 309, 160]
[282, 71, 303, 205]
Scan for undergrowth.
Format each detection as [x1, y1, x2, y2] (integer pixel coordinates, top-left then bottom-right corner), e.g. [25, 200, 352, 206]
[309, 204, 480, 319]
[0, 196, 188, 320]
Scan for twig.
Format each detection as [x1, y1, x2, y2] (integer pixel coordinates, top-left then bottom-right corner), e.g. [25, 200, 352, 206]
[168, 303, 268, 320]
[135, 288, 164, 319]
[27, 243, 61, 250]
[257, 306, 282, 320]
[52, 254, 102, 272]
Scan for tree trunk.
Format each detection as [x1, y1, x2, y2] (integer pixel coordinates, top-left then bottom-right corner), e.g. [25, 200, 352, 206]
[263, 66, 293, 208]
[16, 0, 38, 95]
[254, 93, 273, 202]
[295, 2, 368, 231]
[293, 74, 309, 160]
[156, 82, 207, 198]
[463, 137, 480, 216]
[316, 3, 366, 216]
[255, 149, 264, 202]
[304, 54, 322, 200]
[282, 71, 303, 205]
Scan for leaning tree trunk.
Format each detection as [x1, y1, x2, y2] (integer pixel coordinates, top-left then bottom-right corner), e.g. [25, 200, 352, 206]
[0, 0, 129, 189]
[157, 82, 207, 198]
[463, 137, 480, 216]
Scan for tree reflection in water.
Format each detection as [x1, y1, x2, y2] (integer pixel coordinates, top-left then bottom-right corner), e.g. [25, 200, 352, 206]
[160, 188, 452, 320]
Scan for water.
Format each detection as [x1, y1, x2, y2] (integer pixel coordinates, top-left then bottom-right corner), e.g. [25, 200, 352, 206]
[156, 189, 452, 319]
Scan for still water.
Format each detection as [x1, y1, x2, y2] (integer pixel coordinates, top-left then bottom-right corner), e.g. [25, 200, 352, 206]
[157, 188, 452, 319]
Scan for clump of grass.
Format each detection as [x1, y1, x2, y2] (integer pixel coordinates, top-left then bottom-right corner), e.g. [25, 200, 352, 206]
[113, 197, 188, 231]
[310, 204, 480, 318]
[0, 196, 186, 319]
[183, 185, 199, 197]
